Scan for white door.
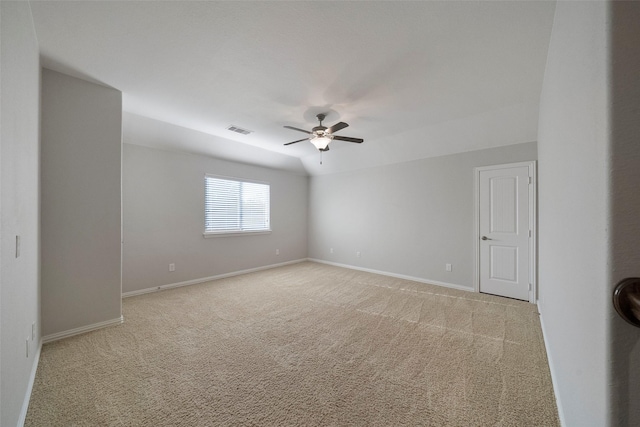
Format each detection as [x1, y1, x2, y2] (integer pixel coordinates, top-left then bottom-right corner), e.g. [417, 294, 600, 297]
[478, 163, 535, 301]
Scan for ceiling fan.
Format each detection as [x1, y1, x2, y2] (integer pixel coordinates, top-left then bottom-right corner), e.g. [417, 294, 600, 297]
[283, 113, 363, 151]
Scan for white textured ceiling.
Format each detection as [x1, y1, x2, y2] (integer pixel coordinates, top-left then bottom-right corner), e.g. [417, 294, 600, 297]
[30, 1, 556, 175]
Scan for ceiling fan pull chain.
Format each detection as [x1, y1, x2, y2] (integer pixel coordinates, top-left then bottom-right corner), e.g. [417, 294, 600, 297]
[320, 150, 323, 165]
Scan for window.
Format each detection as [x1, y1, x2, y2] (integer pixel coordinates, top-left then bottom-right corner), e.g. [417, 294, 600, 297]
[204, 175, 270, 235]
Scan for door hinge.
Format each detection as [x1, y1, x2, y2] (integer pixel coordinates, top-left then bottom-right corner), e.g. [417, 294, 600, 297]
[528, 176, 532, 184]
[529, 283, 532, 291]
[529, 230, 532, 238]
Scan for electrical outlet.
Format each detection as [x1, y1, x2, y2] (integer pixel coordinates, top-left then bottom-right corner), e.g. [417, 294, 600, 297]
[446, 263, 452, 272]
[169, 263, 175, 272]
[276, 249, 280, 255]
[356, 251, 361, 258]
[330, 248, 334, 254]
[16, 235, 20, 258]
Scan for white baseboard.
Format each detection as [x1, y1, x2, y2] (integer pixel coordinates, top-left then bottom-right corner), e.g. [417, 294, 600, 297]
[42, 316, 124, 344]
[307, 258, 473, 293]
[122, 258, 307, 298]
[537, 302, 566, 427]
[18, 340, 42, 427]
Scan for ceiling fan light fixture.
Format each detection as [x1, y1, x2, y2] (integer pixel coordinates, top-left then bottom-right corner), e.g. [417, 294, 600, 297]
[310, 134, 332, 150]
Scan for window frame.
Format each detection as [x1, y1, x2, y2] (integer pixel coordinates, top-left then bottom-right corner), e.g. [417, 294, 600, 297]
[203, 173, 271, 238]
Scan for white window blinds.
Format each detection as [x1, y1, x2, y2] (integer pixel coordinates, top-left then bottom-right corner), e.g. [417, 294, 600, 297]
[205, 175, 270, 234]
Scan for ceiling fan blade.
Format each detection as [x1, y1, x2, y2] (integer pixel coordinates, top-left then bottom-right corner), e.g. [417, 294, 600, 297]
[284, 138, 309, 146]
[320, 146, 330, 152]
[327, 121, 349, 134]
[283, 125, 311, 134]
[333, 135, 363, 143]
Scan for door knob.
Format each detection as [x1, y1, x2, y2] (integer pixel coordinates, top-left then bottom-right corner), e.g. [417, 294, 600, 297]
[613, 278, 640, 327]
[481, 236, 492, 240]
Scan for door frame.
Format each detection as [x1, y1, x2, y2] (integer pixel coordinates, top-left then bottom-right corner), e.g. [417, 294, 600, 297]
[474, 161, 537, 303]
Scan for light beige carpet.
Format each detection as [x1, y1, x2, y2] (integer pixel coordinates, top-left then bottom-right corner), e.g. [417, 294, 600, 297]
[26, 262, 559, 426]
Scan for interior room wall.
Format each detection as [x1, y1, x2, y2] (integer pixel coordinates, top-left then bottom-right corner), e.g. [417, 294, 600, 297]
[537, 2, 610, 425]
[40, 69, 122, 339]
[0, 2, 42, 425]
[307, 142, 536, 289]
[122, 143, 308, 294]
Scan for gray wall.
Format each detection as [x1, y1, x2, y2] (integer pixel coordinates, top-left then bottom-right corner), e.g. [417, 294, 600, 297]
[122, 143, 308, 294]
[41, 69, 122, 337]
[537, 1, 640, 425]
[0, 3, 41, 425]
[308, 142, 536, 289]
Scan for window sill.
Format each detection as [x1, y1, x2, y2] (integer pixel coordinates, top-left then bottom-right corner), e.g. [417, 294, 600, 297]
[203, 230, 272, 238]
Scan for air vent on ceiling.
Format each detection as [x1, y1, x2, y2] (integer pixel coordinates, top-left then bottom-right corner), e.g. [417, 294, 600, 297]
[227, 125, 252, 135]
